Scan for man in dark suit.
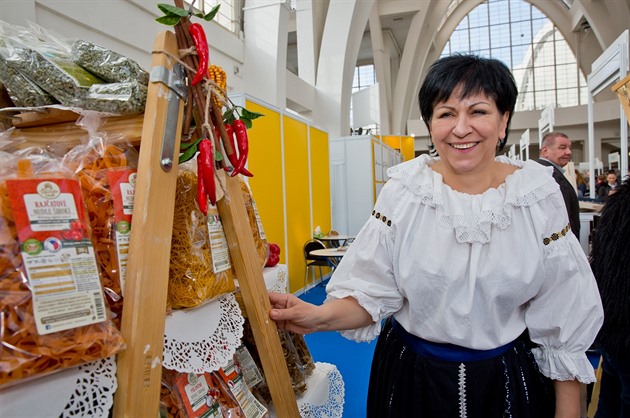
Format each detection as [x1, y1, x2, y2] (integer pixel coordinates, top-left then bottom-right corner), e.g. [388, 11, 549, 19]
[535, 131, 580, 238]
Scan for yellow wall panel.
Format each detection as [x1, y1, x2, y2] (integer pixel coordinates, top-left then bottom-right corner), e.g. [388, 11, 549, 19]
[283, 116, 312, 292]
[383, 135, 414, 161]
[244, 100, 286, 263]
[309, 127, 331, 233]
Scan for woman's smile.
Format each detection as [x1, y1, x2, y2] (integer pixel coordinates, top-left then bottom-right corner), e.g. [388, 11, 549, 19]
[450, 142, 479, 151]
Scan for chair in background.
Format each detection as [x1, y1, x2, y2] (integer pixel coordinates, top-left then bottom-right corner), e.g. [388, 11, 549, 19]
[304, 239, 331, 291]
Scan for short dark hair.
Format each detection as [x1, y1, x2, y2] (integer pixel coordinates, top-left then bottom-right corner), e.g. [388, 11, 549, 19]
[418, 54, 518, 151]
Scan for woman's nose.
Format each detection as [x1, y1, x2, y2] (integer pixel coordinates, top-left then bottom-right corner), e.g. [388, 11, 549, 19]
[452, 115, 471, 137]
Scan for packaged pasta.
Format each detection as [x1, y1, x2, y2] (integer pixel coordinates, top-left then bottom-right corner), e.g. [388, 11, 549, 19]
[160, 367, 244, 418]
[238, 178, 269, 267]
[168, 166, 236, 309]
[0, 153, 126, 388]
[61, 122, 139, 327]
[215, 357, 268, 418]
[238, 309, 313, 402]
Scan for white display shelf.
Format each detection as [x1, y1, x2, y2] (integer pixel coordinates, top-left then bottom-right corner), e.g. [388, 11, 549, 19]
[163, 293, 244, 373]
[0, 356, 117, 418]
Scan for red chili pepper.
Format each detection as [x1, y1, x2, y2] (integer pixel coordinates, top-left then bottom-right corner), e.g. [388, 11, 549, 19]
[198, 138, 216, 205]
[231, 119, 252, 177]
[196, 155, 208, 215]
[224, 123, 240, 173]
[189, 23, 208, 86]
[239, 166, 254, 177]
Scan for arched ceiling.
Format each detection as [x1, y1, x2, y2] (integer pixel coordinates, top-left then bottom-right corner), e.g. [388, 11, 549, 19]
[362, 0, 629, 134]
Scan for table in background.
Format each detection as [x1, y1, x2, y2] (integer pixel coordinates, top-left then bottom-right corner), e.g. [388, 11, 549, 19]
[317, 235, 355, 248]
[309, 247, 347, 267]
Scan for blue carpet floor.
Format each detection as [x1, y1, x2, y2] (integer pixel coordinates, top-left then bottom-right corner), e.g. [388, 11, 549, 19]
[299, 280, 377, 418]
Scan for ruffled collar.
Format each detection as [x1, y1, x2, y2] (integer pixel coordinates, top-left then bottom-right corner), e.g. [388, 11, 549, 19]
[386, 154, 558, 244]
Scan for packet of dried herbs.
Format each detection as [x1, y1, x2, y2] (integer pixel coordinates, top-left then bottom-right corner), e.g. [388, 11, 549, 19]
[72, 40, 149, 85]
[0, 52, 57, 107]
[0, 21, 104, 107]
[84, 81, 147, 115]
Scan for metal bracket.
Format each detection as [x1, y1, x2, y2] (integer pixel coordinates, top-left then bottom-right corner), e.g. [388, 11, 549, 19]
[150, 63, 188, 172]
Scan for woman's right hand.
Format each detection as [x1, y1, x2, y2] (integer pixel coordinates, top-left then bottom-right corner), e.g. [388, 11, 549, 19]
[268, 292, 322, 334]
[269, 292, 374, 334]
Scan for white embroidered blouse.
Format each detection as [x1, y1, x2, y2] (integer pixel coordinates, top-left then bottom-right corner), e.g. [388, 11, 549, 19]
[326, 154, 603, 383]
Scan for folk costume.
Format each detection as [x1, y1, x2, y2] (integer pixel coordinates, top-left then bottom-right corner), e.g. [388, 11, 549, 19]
[326, 154, 603, 417]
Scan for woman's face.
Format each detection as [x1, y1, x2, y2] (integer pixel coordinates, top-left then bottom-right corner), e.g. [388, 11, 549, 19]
[607, 173, 617, 185]
[429, 86, 509, 176]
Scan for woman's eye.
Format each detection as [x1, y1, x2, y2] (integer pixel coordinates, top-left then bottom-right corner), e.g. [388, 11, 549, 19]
[472, 109, 487, 115]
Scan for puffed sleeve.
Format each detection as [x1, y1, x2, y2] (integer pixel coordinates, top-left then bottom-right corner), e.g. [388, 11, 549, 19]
[324, 180, 404, 342]
[526, 191, 603, 383]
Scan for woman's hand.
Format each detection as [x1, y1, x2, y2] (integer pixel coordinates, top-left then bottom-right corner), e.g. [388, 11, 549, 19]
[268, 292, 374, 334]
[268, 292, 323, 334]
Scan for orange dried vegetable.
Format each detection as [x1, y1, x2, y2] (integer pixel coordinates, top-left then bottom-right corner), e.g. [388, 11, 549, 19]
[0, 159, 126, 388]
[64, 142, 139, 327]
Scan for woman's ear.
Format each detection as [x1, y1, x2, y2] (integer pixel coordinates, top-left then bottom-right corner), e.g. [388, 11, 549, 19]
[499, 111, 509, 139]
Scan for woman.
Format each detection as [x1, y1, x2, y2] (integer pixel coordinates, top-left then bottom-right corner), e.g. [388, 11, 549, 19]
[590, 180, 630, 417]
[596, 171, 619, 202]
[269, 55, 603, 417]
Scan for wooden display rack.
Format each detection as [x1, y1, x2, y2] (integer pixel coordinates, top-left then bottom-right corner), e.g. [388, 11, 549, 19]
[112, 30, 299, 418]
[613, 73, 630, 125]
[5, 30, 299, 418]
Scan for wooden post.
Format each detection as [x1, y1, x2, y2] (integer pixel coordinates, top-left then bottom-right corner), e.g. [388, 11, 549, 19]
[218, 175, 300, 418]
[113, 30, 184, 417]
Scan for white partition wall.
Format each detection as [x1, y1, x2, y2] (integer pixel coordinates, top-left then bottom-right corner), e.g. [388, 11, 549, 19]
[520, 129, 530, 161]
[508, 144, 517, 160]
[538, 106, 554, 148]
[587, 30, 629, 193]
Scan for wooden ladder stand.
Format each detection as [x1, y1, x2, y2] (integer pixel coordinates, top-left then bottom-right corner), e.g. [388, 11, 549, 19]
[113, 30, 299, 417]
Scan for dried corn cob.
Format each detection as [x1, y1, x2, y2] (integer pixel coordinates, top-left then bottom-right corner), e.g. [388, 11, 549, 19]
[208, 64, 226, 110]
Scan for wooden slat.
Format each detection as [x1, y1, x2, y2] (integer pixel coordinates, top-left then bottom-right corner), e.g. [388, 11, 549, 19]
[612, 73, 630, 126]
[218, 175, 300, 418]
[8, 114, 144, 150]
[11, 107, 79, 127]
[113, 30, 184, 418]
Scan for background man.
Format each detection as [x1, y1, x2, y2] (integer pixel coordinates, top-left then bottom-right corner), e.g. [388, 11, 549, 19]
[536, 131, 580, 238]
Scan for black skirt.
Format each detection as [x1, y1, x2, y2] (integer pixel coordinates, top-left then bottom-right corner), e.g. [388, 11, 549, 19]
[367, 317, 555, 418]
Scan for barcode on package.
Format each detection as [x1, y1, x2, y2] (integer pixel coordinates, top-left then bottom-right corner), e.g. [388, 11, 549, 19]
[93, 292, 105, 319]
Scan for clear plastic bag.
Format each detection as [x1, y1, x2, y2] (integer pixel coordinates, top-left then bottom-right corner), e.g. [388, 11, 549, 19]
[168, 164, 236, 309]
[61, 113, 140, 327]
[0, 151, 126, 388]
[71, 39, 149, 85]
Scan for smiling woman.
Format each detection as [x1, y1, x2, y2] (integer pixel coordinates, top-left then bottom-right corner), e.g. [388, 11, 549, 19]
[419, 54, 518, 194]
[269, 54, 603, 418]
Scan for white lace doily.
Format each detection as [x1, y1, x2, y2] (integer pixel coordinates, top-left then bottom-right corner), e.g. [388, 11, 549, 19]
[0, 356, 117, 418]
[163, 293, 244, 373]
[297, 362, 345, 418]
[263, 264, 288, 293]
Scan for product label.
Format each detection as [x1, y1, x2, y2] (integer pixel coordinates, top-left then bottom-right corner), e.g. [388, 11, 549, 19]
[7, 178, 106, 335]
[251, 199, 267, 241]
[217, 358, 268, 418]
[234, 345, 263, 388]
[108, 169, 136, 296]
[206, 206, 231, 273]
[175, 372, 223, 418]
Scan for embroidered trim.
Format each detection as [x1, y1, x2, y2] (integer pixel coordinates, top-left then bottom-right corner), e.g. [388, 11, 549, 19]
[371, 210, 392, 226]
[542, 224, 570, 245]
[458, 363, 467, 418]
[502, 357, 513, 418]
[387, 155, 561, 244]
